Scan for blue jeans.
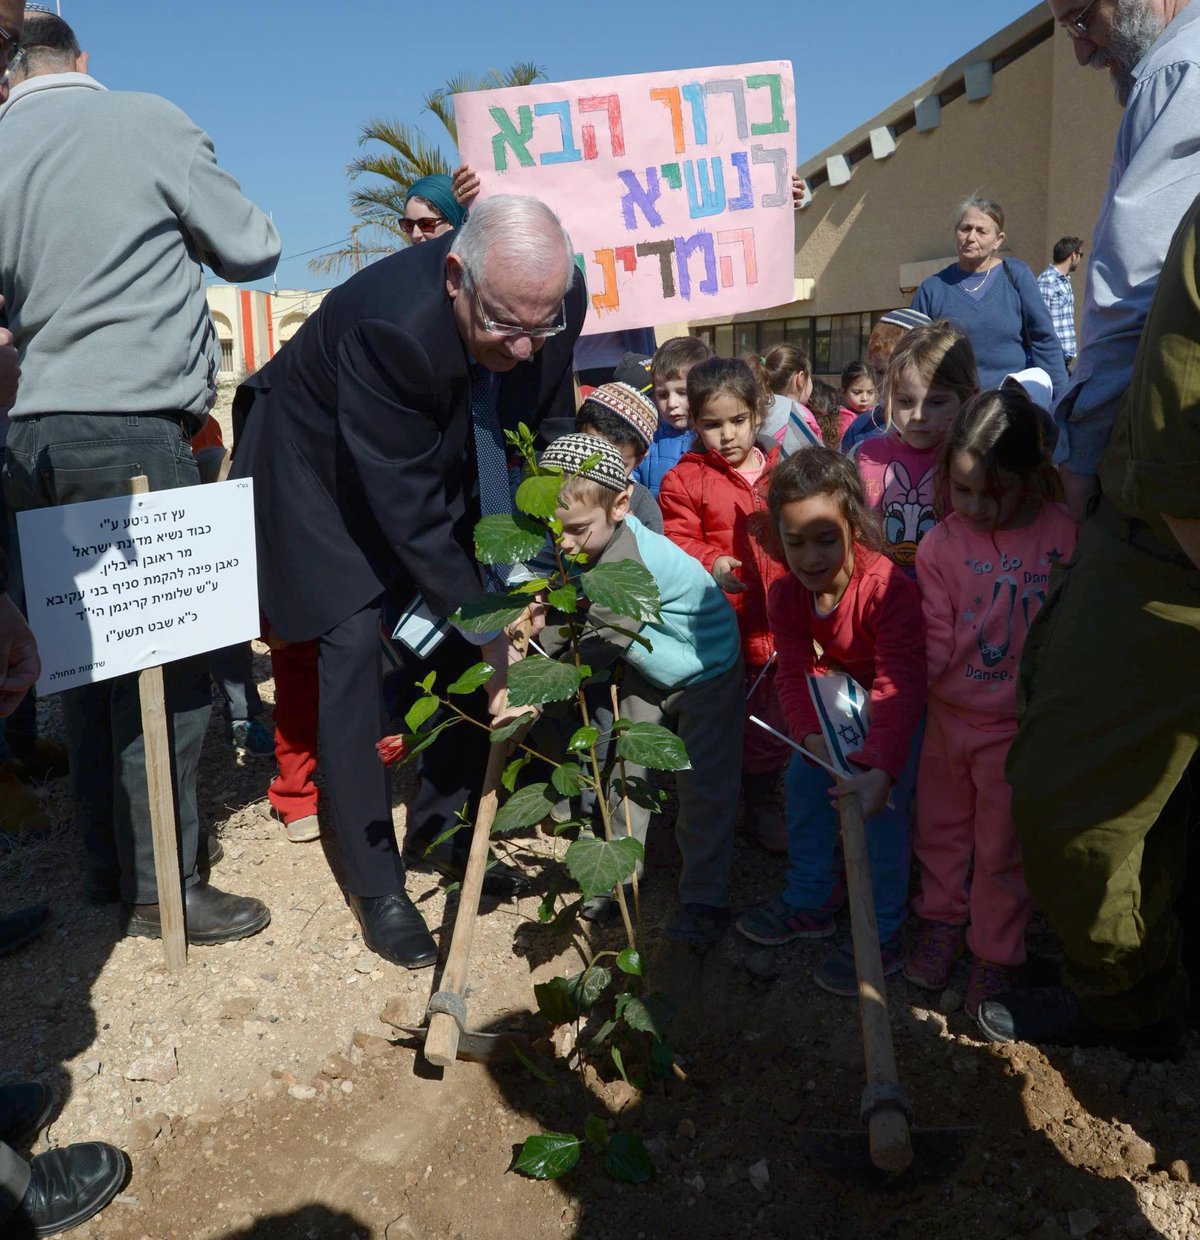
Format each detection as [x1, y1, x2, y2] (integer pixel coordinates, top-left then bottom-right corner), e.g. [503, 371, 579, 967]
[782, 723, 922, 942]
[4, 413, 210, 903]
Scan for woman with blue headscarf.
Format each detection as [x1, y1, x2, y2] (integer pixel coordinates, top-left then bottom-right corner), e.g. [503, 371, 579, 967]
[400, 174, 467, 244]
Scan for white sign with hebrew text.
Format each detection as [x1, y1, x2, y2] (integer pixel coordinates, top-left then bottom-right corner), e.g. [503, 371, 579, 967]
[18, 479, 259, 694]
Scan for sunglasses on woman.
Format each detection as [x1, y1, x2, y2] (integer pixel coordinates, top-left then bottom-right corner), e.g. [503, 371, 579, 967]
[398, 215, 446, 238]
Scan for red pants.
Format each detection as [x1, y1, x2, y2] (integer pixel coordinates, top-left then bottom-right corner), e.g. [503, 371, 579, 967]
[914, 702, 1030, 966]
[268, 640, 319, 823]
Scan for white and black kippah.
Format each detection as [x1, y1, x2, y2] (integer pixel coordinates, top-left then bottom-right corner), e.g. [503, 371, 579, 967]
[540, 433, 629, 493]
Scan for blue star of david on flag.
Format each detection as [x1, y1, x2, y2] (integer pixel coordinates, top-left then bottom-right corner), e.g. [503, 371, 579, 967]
[806, 672, 871, 779]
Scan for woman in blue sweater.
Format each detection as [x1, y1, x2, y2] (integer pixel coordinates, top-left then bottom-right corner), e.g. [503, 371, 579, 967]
[911, 197, 1067, 399]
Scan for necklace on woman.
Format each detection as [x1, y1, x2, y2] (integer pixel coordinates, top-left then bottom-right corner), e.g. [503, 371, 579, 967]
[961, 264, 996, 294]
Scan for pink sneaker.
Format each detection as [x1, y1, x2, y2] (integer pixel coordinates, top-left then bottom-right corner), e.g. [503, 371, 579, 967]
[903, 920, 963, 991]
[967, 958, 1018, 1019]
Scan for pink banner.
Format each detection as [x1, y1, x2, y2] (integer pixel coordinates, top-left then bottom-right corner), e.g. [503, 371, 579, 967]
[454, 62, 797, 336]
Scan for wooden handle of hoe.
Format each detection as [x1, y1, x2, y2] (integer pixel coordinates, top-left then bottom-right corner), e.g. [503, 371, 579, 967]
[424, 619, 531, 1068]
[839, 790, 913, 1173]
[130, 475, 188, 972]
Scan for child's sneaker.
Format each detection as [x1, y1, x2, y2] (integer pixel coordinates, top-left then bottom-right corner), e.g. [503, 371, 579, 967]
[967, 957, 1018, 1020]
[229, 719, 275, 761]
[735, 896, 835, 946]
[903, 919, 963, 991]
[813, 934, 903, 997]
[285, 814, 321, 844]
[665, 903, 731, 948]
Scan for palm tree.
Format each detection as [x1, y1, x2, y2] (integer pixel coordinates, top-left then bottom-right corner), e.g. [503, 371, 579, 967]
[310, 62, 546, 279]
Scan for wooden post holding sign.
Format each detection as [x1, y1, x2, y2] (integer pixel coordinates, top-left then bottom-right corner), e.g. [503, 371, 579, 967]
[129, 475, 188, 972]
[16, 474, 261, 972]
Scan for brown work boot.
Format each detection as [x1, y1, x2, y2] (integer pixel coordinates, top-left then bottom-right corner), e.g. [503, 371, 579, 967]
[0, 764, 50, 833]
[740, 769, 788, 853]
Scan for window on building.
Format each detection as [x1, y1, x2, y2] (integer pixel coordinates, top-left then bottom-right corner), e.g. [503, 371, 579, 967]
[219, 339, 234, 374]
[692, 312, 886, 378]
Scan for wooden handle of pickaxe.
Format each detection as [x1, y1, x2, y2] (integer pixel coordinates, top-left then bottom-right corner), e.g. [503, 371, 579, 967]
[424, 615, 532, 1069]
[838, 788, 914, 1173]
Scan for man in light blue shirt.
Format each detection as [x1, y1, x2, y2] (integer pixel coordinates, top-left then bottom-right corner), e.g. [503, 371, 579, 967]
[1047, 0, 1200, 520]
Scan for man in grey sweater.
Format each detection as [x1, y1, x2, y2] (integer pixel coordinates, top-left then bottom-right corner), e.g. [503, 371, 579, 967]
[0, 9, 280, 942]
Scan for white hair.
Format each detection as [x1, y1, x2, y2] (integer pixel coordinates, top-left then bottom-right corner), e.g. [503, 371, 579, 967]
[449, 195, 575, 291]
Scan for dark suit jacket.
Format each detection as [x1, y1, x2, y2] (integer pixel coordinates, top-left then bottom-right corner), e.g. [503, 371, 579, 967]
[230, 232, 585, 643]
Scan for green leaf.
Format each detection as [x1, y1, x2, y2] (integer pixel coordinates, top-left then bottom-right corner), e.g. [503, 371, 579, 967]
[550, 762, 584, 798]
[511, 1132, 581, 1180]
[509, 1042, 557, 1086]
[490, 712, 538, 744]
[419, 672, 437, 693]
[649, 1038, 676, 1080]
[566, 966, 611, 1013]
[403, 718, 460, 759]
[454, 592, 529, 634]
[567, 725, 599, 754]
[616, 947, 643, 977]
[506, 656, 583, 708]
[536, 887, 559, 924]
[474, 512, 547, 566]
[404, 695, 439, 732]
[604, 1132, 654, 1184]
[546, 896, 582, 934]
[547, 585, 578, 614]
[588, 1017, 618, 1049]
[424, 819, 468, 853]
[581, 560, 662, 622]
[585, 1114, 609, 1152]
[515, 472, 564, 519]
[446, 663, 494, 696]
[611, 1045, 631, 1085]
[616, 722, 691, 771]
[514, 577, 550, 595]
[492, 782, 555, 835]
[533, 977, 577, 1026]
[501, 753, 532, 793]
[618, 993, 674, 1039]
[564, 835, 644, 899]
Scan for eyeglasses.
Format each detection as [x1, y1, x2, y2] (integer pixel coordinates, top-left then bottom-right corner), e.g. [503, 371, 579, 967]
[398, 215, 447, 238]
[0, 25, 23, 83]
[1061, 0, 1101, 40]
[466, 272, 566, 340]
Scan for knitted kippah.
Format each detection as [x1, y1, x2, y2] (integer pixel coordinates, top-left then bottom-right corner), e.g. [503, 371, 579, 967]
[540, 433, 629, 493]
[583, 382, 658, 449]
[877, 308, 933, 332]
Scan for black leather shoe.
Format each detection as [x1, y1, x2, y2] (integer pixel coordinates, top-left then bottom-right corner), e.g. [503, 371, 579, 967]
[405, 839, 532, 898]
[196, 832, 224, 879]
[348, 892, 438, 969]
[126, 882, 270, 946]
[978, 984, 1187, 1061]
[20, 1141, 129, 1237]
[0, 1081, 54, 1146]
[0, 904, 51, 956]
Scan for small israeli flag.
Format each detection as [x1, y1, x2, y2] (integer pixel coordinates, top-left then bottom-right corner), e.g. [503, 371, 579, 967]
[806, 672, 870, 779]
[780, 404, 824, 457]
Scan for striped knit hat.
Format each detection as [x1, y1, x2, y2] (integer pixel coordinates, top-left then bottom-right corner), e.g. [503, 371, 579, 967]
[582, 381, 658, 449]
[540, 433, 629, 493]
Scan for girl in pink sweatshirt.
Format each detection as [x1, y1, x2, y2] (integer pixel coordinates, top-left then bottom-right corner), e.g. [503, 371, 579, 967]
[851, 322, 979, 573]
[907, 388, 1078, 1019]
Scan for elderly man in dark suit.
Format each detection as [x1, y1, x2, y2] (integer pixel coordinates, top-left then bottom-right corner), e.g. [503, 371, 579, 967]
[232, 195, 584, 968]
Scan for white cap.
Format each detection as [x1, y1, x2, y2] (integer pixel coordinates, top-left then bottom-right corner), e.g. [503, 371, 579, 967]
[1001, 367, 1053, 412]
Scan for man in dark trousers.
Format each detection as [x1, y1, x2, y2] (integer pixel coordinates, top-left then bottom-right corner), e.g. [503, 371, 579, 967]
[232, 195, 584, 968]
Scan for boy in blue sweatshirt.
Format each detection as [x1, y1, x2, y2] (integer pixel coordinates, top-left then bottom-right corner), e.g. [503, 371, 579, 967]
[537, 434, 744, 946]
[631, 336, 712, 498]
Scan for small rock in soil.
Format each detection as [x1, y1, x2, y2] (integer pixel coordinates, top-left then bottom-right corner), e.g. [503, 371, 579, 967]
[1168, 1158, 1191, 1183]
[125, 1046, 178, 1085]
[1068, 1208, 1101, 1238]
[747, 1159, 769, 1192]
[288, 1084, 317, 1100]
[770, 1093, 803, 1124]
[378, 998, 408, 1029]
[743, 949, 779, 982]
[938, 989, 963, 1015]
[352, 1031, 391, 1057]
[675, 1118, 696, 1139]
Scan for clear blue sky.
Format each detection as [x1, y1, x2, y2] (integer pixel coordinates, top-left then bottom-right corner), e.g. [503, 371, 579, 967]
[67, 0, 1042, 291]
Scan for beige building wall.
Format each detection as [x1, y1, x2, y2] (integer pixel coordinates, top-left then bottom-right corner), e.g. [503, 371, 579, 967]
[271, 287, 331, 349]
[688, 6, 1122, 365]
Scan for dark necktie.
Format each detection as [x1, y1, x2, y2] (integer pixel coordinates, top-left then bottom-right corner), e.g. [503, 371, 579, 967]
[470, 365, 512, 588]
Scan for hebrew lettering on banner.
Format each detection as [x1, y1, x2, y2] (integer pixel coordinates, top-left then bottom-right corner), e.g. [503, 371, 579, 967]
[17, 479, 259, 695]
[454, 61, 797, 335]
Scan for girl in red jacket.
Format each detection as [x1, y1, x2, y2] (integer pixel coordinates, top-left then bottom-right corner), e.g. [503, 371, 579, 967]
[659, 356, 791, 851]
[735, 448, 926, 996]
